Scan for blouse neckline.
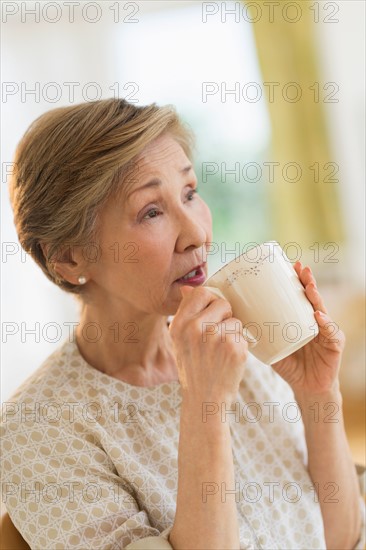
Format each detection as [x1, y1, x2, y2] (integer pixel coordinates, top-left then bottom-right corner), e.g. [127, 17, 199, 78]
[65, 337, 181, 393]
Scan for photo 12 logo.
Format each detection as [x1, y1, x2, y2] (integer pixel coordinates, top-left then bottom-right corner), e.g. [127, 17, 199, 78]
[197, 241, 340, 265]
[1, 2, 140, 24]
[1, 81, 140, 104]
[201, 81, 339, 104]
[201, 2, 340, 24]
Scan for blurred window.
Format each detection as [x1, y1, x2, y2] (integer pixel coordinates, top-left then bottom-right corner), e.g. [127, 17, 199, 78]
[117, 1, 272, 272]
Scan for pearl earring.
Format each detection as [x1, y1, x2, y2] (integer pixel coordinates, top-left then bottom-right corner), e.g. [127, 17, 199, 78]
[78, 276, 86, 285]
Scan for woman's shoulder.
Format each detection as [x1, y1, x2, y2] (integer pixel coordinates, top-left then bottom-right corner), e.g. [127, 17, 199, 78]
[3, 339, 82, 405]
[0, 339, 107, 434]
[0, 339, 109, 453]
[240, 352, 297, 409]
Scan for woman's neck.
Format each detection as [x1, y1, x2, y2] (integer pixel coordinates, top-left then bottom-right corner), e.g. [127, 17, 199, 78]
[75, 306, 178, 387]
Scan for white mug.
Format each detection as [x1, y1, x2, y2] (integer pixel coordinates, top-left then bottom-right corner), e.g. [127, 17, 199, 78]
[203, 241, 319, 365]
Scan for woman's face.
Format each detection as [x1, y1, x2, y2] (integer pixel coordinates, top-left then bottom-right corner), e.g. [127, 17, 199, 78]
[86, 133, 213, 316]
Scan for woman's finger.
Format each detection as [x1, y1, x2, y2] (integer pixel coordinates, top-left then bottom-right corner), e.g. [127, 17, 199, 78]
[300, 266, 317, 288]
[293, 262, 316, 288]
[293, 261, 302, 278]
[314, 310, 343, 347]
[305, 283, 329, 315]
[294, 262, 329, 314]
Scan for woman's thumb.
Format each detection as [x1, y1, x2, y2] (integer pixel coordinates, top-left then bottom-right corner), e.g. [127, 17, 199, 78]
[180, 285, 194, 297]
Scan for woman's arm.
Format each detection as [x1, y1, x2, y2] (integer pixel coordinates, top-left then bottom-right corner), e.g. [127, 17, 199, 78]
[296, 385, 361, 549]
[0, 412, 176, 549]
[272, 262, 363, 549]
[168, 398, 240, 550]
[168, 285, 251, 549]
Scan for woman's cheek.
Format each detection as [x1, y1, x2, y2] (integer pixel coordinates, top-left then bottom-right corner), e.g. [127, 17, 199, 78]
[201, 202, 213, 232]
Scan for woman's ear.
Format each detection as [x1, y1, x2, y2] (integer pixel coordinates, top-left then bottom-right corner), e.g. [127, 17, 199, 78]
[41, 242, 89, 286]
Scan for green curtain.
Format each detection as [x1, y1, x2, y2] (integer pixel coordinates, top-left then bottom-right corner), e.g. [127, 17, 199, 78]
[245, 0, 345, 249]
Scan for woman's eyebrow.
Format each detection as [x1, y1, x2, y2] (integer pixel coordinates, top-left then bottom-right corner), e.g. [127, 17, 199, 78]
[126, 164, 193, 201]
[127, 178, 161, 201]
[181, 164, 193, 174]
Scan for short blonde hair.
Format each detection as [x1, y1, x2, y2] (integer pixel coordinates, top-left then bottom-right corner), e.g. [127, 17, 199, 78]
[9, 98, 195, 296]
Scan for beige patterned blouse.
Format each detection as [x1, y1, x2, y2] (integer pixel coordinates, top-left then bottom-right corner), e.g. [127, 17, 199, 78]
[1, 338, 365, 549]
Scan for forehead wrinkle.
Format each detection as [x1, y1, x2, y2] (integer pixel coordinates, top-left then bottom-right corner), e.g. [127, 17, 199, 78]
[127, 164, 193, 203]
[137, 138, 186, 172]
[115, 137, 190, 206]
[130, 160, 191, 203]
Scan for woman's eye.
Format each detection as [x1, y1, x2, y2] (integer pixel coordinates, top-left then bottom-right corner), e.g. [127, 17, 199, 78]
[143, 208, 160, 220]
[187, 188, 199, 200]
[141, 188, 199, 222]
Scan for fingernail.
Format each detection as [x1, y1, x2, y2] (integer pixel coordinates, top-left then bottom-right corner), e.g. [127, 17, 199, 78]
[317, 310, 326, 317]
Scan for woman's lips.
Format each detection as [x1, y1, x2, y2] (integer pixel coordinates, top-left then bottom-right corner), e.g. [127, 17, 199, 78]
[174, 266, 206, 285]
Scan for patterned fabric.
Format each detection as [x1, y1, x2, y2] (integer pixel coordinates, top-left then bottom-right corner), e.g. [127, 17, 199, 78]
[357, 487, 366, 550]
[1, 338, 364, 549]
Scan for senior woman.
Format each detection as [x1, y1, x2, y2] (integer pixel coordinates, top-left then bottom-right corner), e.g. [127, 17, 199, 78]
[1, 98, 364, 550]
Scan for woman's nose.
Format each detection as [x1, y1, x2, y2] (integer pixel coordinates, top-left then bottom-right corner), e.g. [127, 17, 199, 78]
[174, 209, 208, 254]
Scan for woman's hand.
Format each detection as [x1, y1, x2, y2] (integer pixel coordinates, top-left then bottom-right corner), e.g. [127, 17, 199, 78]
[271, 261, 346, 399]
[169, 285, 249, 405]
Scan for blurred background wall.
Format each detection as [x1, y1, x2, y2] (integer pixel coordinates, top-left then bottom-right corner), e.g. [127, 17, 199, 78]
[1, 0, 365, 464]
